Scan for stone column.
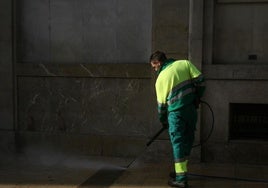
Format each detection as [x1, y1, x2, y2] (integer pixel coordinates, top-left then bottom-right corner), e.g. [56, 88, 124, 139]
[188, 0, 204, 69]
[0, 0, 15, 154]
[188, 0, 204, 162]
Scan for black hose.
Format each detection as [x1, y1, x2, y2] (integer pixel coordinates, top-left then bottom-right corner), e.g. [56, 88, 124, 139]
[192, 100, 214, 148]
[134, 103, 268, 184]
[127, 100, 215, 168]
[147, 100, 215, 148]
[188, 173, 268, 183]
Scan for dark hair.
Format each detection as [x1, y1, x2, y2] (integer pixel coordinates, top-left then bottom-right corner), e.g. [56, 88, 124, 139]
[149, 51, 167, 63]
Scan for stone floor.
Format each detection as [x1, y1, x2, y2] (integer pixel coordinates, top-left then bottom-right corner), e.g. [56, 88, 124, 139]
[0, 151, 267, 188]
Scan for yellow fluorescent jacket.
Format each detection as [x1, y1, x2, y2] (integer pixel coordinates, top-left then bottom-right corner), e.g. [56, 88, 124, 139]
[155, 59, 205, 123]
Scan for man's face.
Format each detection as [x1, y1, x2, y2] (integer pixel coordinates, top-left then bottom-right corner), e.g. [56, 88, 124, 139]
[150, 60, 161, 72]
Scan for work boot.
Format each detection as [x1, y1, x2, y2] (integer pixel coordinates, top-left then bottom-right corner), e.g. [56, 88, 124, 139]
[168, 179, 188, 188]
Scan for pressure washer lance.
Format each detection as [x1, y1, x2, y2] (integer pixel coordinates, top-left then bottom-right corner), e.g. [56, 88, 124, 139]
[146, 126, 167, 147]
[146, 100, 215, 148]
[126, 100, 214, 168]
[125, 127, 166, 168]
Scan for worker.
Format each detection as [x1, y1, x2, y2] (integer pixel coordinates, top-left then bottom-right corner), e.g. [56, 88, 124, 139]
[150, 51, 205, 188]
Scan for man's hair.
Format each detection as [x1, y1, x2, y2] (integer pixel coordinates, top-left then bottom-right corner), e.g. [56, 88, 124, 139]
[149, 51, 167, 63]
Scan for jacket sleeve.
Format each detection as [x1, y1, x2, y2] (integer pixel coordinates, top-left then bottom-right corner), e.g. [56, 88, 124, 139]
[187, 61, 205, 98]
[155, 78, 168, 124]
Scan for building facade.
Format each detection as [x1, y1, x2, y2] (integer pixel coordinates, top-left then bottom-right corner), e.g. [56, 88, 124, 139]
[0, 0, 267, 164]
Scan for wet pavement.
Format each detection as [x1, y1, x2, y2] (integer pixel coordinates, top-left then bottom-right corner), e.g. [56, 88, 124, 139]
[0, 151, 267, 188]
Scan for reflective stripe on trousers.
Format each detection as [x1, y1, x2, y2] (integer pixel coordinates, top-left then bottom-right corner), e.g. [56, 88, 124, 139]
[175, 160, 188, 174]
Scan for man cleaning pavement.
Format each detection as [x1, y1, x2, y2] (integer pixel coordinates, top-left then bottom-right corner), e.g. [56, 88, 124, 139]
[150, 51, 205, 188]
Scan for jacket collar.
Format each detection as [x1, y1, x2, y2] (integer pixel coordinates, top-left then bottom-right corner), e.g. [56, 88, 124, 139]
[157, 58, 175, 75]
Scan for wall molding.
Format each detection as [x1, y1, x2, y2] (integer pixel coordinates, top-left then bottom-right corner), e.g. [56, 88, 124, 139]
[16, 63, 152, 79]
[217, 0, 268, 3]
[203, 64, 268, 80]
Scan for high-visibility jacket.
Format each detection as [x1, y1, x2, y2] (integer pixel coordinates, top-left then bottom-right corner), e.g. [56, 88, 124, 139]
[155, 59, 205, 123]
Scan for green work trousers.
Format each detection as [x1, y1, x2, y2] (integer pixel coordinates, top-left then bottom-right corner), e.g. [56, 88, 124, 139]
[168, 104, 197, 181]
